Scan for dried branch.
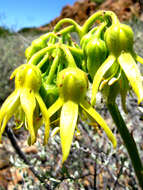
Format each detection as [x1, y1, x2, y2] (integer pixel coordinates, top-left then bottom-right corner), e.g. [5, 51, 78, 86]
[5, 124, 51, 190]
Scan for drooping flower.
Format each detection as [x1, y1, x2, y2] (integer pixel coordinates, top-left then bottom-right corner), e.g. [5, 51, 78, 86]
[0, 64, 49, 145]
[47, 67, 117, 163]
[91, 21, 143, 108]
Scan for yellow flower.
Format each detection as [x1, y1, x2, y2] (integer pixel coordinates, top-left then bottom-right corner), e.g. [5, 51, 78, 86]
[47, 67, 117, 163]
[0, 64, 49, 145]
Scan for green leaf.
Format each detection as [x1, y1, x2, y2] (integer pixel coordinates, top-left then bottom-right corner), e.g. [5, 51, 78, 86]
[118, 52, 143, 103]
[80, 99, 117, 148]
[91, 55, 115, 105]
[60, 100, 78, 163]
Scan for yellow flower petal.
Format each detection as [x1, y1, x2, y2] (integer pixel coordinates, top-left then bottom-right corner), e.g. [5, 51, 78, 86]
[35, 93, 50, 145]
[91, 55, 115, 106]
[60, 100, 78, 163]
[80, 99, 117, 148]
[0, 90, 20, 118]
[75, 125, 81, 137]
[47, 97, 63, 117]
[0, 116, 9, 143]
[51, 127, 60, 137]
[20, 88, 36, 145]
[118, 52, 143, 104]
[135, 54, 143, 65]
[0, 90, 20, 142]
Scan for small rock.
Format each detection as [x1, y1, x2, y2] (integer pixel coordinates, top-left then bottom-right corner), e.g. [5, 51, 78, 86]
[0, 147, 11, 169]
[23, 145, 38, 154]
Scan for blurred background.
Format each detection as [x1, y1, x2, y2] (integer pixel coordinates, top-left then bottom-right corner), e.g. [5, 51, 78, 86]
[0, 0, 143, 189]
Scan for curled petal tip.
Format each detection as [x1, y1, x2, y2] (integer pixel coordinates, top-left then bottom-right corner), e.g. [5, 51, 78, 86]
[0, 136, 2, 144]
[62, 158, 66, 164]
[137, 93, 143, 105]
[112, 137, 117, 149]
[80, 99, 117, 149]
[43, 135, 49, 145]
[62, 152, 69, 164]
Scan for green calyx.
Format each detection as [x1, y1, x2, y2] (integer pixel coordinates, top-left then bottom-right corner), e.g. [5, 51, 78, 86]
[57, 67, 88, 102]
[86, 38, 107, 79]
[11, 64, 42, 91]
[25, 38, 47, 60]
[104, 23, 134, 56]
[25, 32, 57, 61]
[80, 26, 97, 51]
[81, 22, 107, 80]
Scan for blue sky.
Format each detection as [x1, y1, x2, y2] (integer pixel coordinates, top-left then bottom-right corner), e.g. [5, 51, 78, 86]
[0, 0, 77, 31]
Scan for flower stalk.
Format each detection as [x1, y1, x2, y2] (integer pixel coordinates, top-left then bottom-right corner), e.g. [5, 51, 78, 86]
[107, 102, 143, 188]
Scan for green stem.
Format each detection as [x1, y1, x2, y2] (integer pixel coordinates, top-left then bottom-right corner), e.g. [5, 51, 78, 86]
[82, 10, 119, 36]
[61, 45, 77, 68]
[37, 53, 49, 69]
[57, 25, 75, 36]
[45, 49, 61, 84]
[28, 45, 57, 65]
[61, 33, 72, 46]
[54, 18, 82, 38]
[94, 22, 107, 39]
[40, 32, 58, 42]
[103, 11, 119, 25]
[107, 103, 143, 188]
[65, 45, 83, 58]
[81, 10, 104, 36]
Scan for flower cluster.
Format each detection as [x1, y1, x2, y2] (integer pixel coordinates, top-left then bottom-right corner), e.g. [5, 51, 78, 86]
[1, 10, 143, 163]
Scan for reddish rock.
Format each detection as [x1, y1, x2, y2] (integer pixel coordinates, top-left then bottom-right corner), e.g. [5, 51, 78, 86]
[46, 0, 141, 30]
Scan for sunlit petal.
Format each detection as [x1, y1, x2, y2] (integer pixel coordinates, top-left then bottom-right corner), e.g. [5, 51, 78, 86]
[47, 97, 63, 117]
[0, 116, 9, 142]
[51, 127, 60, 137]
[0, 90, 20, 137]
[35, 93, 50, 145]
[0, 90, 19, 117]
[118, 52, 143, 104]
[80, 99, 117, 148]
[0, 91, 19, 141]
[135, 54, 143, 65]
[20, 88, 36, 145]
[60, 101, 78, 163]
[91, 55, 115, 106]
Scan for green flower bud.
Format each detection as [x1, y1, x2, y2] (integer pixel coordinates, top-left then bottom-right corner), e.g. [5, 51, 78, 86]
[25, 37, 47, 60]
[80, 27, 97, 51]
[57, 67, 88, 102]
[85, 37, 107, 79]
[104, 23, 134, 56]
